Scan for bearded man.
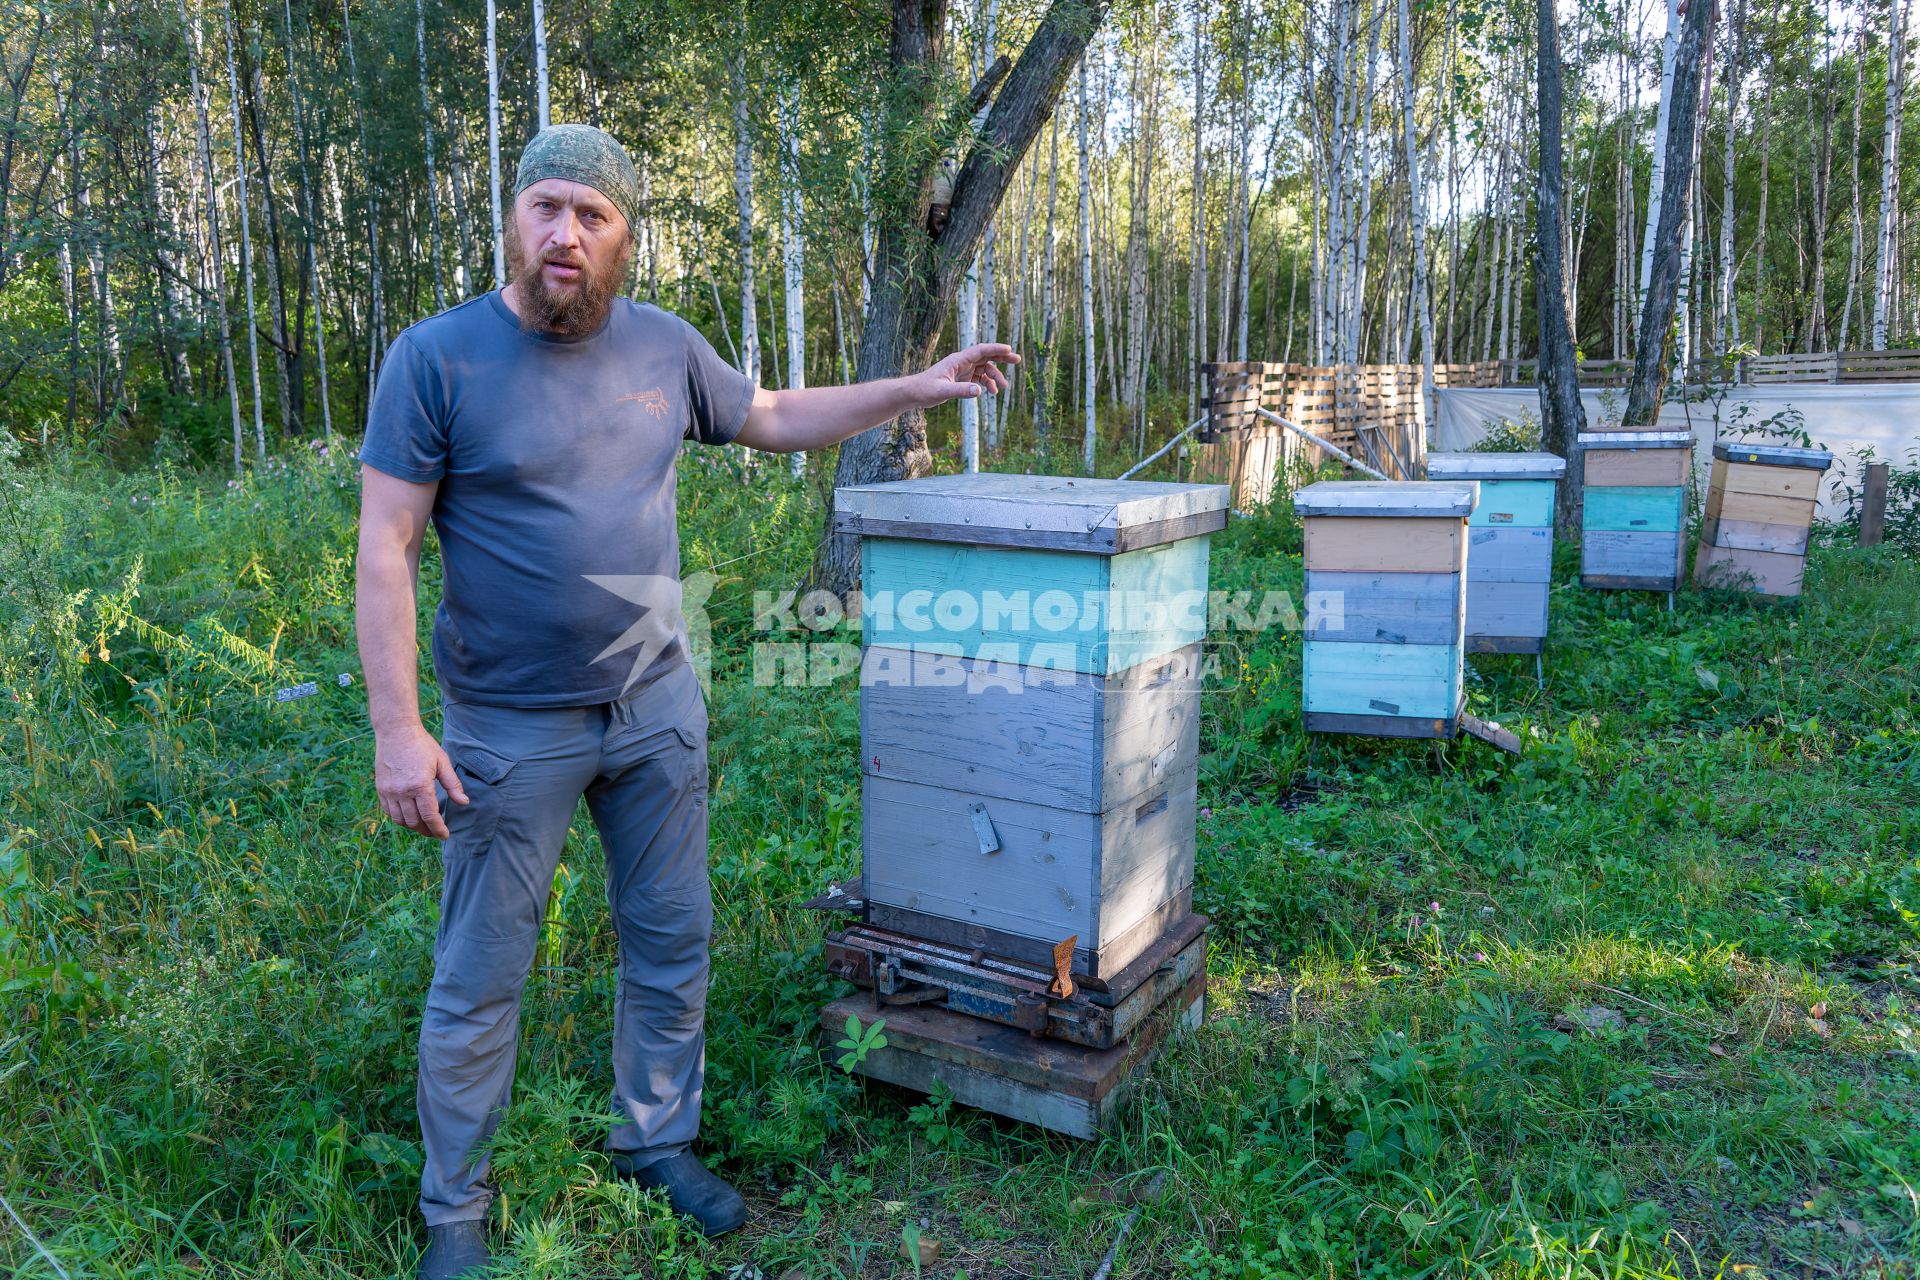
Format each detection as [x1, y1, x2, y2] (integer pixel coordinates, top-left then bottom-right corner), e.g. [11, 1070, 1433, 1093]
[355, 124, 1016, 1280]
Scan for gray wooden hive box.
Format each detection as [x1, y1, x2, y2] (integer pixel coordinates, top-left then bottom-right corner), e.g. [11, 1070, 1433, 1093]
[834, 473, 1230, 982]
[1295, 480, 1478, 738]
[1427, 452, 1567, 654]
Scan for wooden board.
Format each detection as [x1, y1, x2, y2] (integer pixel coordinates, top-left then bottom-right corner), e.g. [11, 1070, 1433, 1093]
[1303, 517, 1465, 573]
[1466, 526, 1554, 583]
[1706, 487, 1817, 528]
[1699, 515, 1811, 555]
[1467, 479, 1557, 529]
[1465, 580, 1550, 640]
[1720, 459, 1821, 502]
[819, 978, 1206, 1139]
[1302, 570, 1464, 646]
[1582, 530, 1683, 586]
[1301, 640, 1463, 720]
[860, 644, 1201, 814]
[1693, 542, 1807, 597]
[869, 887, 1193, 987]
[1583, 486, 1687, 533]
[862, 766, 1198, 964]
[860, 536, 1210, 676]
[1585, 448, 1690, 487]
[836, 473, 1229, 549]
[1306, 707, 1460, 738]
[1466, 634, 1545, 655]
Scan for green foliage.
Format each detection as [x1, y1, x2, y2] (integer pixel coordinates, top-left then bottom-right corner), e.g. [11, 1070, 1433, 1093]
[2, 445, 1918, 1277]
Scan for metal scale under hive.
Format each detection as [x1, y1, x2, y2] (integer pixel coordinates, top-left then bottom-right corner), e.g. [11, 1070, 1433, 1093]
[808, 472, 1226, 1138]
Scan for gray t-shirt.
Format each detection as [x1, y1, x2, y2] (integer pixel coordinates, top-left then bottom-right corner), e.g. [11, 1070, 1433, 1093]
[360, 290, 754, 707]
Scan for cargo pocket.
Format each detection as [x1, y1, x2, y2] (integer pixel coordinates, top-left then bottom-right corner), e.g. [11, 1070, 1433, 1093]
[446, 741, 519, 857]
[673, 723, 709, 804]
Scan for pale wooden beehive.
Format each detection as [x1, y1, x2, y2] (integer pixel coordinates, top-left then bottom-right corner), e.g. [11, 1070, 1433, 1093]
[834, 473, 1229, 982]
[1694, 441, 1833, 598]
[1294, 480, 1477, 738]
[1427, 452, 1568, 654]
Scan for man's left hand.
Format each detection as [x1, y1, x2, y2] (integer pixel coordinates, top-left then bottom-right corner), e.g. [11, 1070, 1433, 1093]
[910, 343, 1020, 408]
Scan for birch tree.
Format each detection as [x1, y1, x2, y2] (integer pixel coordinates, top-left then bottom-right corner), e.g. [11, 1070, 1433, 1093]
[220, 2, 265, 459]
[1873, 0, 1911, 348]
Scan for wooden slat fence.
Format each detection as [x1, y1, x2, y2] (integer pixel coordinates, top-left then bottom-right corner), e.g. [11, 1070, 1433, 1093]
[1190, 360, 1502, 507]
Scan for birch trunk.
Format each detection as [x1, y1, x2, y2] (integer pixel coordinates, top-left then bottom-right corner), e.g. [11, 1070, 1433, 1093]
[1714, 0, 1743, 356]
[1078, 57, 1096, 472]
[1397, 0, 1432, 442]
[221, 3, 265, 458]
[415, 0, 447, 311]
[779, 85, 806, 476]
[487, 0, 504, 285]
[176, 0, 245, 471]
[1873, 0, 1910, 348]
[1188, 1, 1205, 417]
[732, 54, 760, 383]
[1636, 0, 1681, 342]
[1840, 29, 1867, 350]
[533, 0, 551, 129]
[241, 48, 295, 435]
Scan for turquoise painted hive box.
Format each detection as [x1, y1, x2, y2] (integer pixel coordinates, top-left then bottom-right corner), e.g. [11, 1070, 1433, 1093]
[833, 473, 1229, 983]
[1578, 430, 1695, 592]
[1427, 451, 1568, 654]
[1294, 480, 1478, 739]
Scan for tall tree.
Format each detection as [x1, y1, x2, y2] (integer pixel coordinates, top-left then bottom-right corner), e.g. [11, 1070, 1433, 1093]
[1624, 0, 1716, 425]
[819, 0, 1108, 593]
[1536, 0, 1585, 521]
[1873, 0, 1911, 348]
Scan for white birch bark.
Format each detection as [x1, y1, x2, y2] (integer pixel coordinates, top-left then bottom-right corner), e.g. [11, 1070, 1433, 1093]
[532, 0, 551, 129]
[175, 0, 245, 471]
[1636, 0, 1681, 345]
[1397, 0, 1432, 440]
[1840, 28, 1867, 350]
[414, 0, 446, 311]
[1873, 0, 1910, 348]
[731, 54, 759, 383]
[1078, 57, 1097, 472]
[1188, 0, 1206, 418]
[486, 0, 504, 286]
[221, 3, 265, 459]
[778, 85, 806, 476]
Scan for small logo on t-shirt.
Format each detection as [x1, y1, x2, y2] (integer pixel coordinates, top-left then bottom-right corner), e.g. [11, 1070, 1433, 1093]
[618, 388, 670, 418]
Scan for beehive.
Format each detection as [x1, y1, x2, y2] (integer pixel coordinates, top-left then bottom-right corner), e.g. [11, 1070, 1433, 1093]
[1294, 480, 1478, 738]
[1426, 452, 1568, 654]
[1694, 441, 1833, 598]
[834, 473, 1228, 982]
[1578, 430, 1694, 591]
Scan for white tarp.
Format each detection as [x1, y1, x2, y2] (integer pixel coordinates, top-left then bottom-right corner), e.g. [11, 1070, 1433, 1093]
[1434, 384, 1920, 516]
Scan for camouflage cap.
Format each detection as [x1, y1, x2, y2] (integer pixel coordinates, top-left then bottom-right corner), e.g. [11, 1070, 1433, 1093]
[514, 124, 639, 235]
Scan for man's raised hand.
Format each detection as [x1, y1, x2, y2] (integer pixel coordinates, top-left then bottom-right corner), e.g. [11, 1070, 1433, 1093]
[914, 343, 1020, 407]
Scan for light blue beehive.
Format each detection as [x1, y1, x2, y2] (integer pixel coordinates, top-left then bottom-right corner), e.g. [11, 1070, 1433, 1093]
[1578, 430, 1695, 591]
[1427, 452, 1568, 654]
[834, 473, 1228, 981]
[1295, 480, 1478, 738]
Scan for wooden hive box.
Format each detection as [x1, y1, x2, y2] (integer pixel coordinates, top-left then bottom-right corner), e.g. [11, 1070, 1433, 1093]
[1294, 480, 1477, 738]
[834, 473, 1229, 983]
[1427, 451, 1567, 654]
[1694, 441, 1833, 598]
[1577, 430, 1695, 591]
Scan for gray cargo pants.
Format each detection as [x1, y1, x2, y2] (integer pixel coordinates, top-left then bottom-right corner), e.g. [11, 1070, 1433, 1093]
[418, 661, 711, 1226]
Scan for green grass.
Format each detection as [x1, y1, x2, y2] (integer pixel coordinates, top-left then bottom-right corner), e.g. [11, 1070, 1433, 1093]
[2, 438, 1917, 1279]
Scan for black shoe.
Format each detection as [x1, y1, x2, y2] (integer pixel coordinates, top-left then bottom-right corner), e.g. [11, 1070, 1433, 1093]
[616, 1151, 748, 1237]
[417, 1220, 494, 1280]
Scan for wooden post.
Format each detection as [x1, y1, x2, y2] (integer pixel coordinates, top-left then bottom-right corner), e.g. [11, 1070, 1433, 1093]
[1861, 461, 1890, 546]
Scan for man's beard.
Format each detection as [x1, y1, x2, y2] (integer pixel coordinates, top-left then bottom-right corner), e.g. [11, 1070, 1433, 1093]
[504, 227, 632, 337]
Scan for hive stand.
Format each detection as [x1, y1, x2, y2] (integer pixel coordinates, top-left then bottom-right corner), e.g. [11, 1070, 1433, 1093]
[1694, 442, 1834, 598]
[1577, 430, 1695, 604]
[1427, 451, 1569, 688]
